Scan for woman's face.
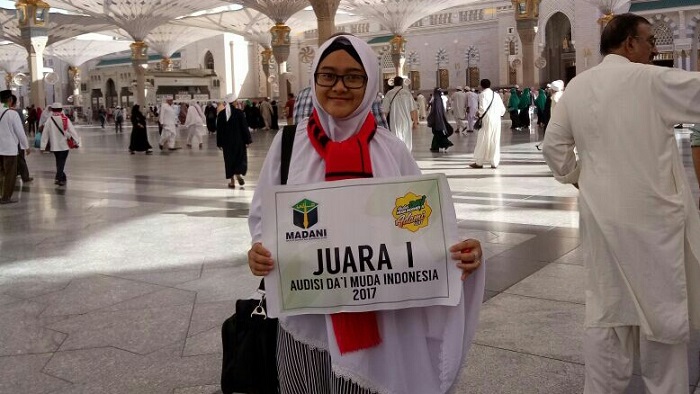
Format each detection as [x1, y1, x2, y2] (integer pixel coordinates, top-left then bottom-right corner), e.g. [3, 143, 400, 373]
[315, 50, 366, 119]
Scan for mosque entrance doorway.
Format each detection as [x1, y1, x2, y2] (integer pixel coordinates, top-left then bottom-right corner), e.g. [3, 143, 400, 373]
[541, 12, 576, 85]
[105, 79, 118, 108]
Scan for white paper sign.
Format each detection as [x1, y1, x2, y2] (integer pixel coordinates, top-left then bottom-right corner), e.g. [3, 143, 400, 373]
[262, 174, 461, 317]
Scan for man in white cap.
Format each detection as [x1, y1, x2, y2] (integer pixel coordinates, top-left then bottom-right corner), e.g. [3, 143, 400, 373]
[449, 86, 468, 134]
[382, 76, 418, 151]
[158, 98, 179, 151]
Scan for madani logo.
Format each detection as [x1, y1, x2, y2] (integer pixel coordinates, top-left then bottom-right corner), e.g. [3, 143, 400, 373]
[286, 199, 327, 242]
[293, 199, 319, 229]
[392, 192, 432, 232]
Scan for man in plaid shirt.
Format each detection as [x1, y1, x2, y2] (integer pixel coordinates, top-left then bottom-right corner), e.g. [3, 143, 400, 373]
[293, 86, 388, 128]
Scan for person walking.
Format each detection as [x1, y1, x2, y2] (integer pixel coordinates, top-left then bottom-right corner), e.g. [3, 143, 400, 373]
[259, 98, 273, 130]
[217, 94, 251, 188]
[185, 102, 206, 149]
[428, 88, 454, 152]
[382, 76, 418, 151]
[158, 98, 179, 151]
[40, 103, 80, 186]
[128, 105, 152, 155]
[247, 34, 484, 394]
[114, 106, 124, 133]
[465, 88, 479, 134]
[11, 94, 32, 183]
[543, 13, 700, 394]
[517, 87, 532, 131]
[469, 79, 506, 169]
[284, 93, 295, 125]
[0, 90, 29, 204]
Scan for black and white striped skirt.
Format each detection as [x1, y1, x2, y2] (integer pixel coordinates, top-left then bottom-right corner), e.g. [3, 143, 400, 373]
[277, 327, 378, 394]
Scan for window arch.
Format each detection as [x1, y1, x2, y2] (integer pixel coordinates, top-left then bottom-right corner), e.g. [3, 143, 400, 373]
[652, 21, 674, 47]
[204, 51, 214, 70]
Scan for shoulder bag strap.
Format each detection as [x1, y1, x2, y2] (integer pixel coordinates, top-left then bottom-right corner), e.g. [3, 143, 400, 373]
[51, 116, 66, 137]
[0, 109, 9, 127]
[477, 92, 495, 122]
[280, 125, 296, 185]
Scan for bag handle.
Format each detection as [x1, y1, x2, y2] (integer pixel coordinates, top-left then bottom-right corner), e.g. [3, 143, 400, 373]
[280, 125, 296, 185]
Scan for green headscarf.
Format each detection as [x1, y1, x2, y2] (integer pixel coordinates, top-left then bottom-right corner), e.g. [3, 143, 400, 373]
[535, 88, 546, 111]
[508, 88, 519, 111]
[518, 88, 531, 110]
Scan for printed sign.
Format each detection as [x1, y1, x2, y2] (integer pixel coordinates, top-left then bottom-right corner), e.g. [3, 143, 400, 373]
[262, 174, 460, 317]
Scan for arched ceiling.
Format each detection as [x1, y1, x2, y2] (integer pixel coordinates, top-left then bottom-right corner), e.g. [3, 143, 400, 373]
[0, 9, 115, 46]
[340, 0, 472, 34]
[47, 36, 133, 67]
[49, 0, 230, 41]
[0, 43, 26, 73]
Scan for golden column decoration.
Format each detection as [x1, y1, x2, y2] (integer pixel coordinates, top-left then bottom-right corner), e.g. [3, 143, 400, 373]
[5, 73, 13, 90]
[160, 57, 173, 72]
[261, 48, 273, 97]
[17, 0, 50, 107]
[270, 23, 292, 100]
[511, 0, 540, 87]
[390, 34, 407, 77]
[130, 41, 149, 106]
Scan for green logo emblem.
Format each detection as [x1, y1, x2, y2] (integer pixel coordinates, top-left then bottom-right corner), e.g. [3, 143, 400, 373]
[293, 199, 319, 229]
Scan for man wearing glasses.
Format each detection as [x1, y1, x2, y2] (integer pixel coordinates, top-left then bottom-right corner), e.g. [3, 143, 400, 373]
[542, 13, 700, 394]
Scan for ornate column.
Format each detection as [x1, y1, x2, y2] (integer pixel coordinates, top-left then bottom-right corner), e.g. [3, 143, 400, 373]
[308, 0, 340, 45]
[271, 23, 291, 101]
[130, 41, 148, 107]
[512, 0, 540, 87]
[68, 66, 81, 106]
[17, 0, 50, 107]
[390, 34, 407, 77]
[160, 57, 173, 72]
[261, 48, 273, 97]
[5, 73, 13, 90]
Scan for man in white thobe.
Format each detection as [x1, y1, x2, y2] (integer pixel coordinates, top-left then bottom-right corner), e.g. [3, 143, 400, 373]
[185, 102, 206, 149]
[382, 76, 418, 151]
[465, 88, 479, 134]
[158, 98, 179, 150]
[259, 98, 273, 130]
[469, 79, 505, 169]
[416, 93, 427, 120]
[450, 87, 468, 134]
[542, 14, 700, 394]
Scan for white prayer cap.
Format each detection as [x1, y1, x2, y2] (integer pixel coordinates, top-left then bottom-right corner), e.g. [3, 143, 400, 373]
[551, 80, 565, 92]
[456, 86, 462, 90]
[225, 93, 236, 103]
[51, 102, 63, 110]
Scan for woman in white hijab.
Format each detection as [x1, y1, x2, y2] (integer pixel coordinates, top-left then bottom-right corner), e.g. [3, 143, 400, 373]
[248, 34, 485, 394]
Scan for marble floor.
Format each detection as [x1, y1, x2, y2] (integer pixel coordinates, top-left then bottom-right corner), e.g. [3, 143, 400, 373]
[0, 121, 698, 394]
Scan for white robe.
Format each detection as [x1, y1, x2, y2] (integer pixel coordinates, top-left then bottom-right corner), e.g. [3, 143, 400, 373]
[159, 103, 178, 149]
[248, 122, 485, 394]
[260, 101, 273, 129]
[382, 86, 417, 151]
[542, 54, 700, 344]
[472, 89, 506, 166]
[416, 94, 427, 119]
[185, 104, 206, 146]
[466, 92, 479, 131]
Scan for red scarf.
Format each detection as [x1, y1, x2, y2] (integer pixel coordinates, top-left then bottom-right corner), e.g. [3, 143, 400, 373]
[307, 109, 381, 354]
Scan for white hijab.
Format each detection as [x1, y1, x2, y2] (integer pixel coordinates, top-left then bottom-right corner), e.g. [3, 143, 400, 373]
[224, 94, 236, 120]
[310, 35, 379, 142]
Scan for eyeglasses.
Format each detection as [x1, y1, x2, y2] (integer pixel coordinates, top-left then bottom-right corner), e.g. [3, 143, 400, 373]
[314, 73, 368, 89]
[633, 35, 657, 46]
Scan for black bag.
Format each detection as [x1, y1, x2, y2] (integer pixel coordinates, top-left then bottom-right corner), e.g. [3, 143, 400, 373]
[444, 120, 454, 137]
[221, 126, 296, 394]
[426, 111, 434, 128]
[221, 283, 279, 394]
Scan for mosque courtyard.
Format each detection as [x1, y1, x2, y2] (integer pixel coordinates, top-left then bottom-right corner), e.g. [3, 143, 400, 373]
[0, 122, 698, 394]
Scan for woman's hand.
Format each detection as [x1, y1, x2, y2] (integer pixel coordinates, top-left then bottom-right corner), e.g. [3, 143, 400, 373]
[449, 239, 483, 281]
[248, 242, 274, 276]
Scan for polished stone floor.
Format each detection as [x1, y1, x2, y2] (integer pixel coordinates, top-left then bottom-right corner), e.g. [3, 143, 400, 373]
[1, 120, 698, 394]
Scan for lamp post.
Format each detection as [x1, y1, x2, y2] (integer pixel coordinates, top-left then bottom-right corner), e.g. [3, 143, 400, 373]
[16, 0, 50, 107]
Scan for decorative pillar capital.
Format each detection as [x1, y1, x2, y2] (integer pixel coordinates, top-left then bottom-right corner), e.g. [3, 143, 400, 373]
[160, 57, 173, 72]
[130, 41, 148, 63]
[261, 48, 273, 65]
[511, 0, 540, 20]
[270, 23, 291, 47]
[598, 13, 614, 27]
[390, 34, 407, 56]
[16, 0, 50, 29]
[5, 73, 13, 90]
